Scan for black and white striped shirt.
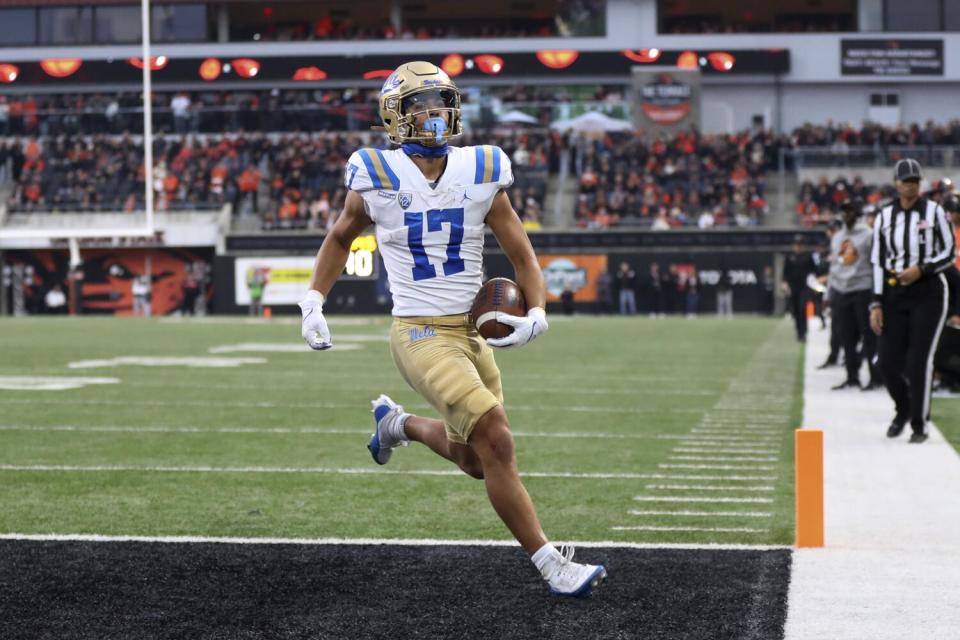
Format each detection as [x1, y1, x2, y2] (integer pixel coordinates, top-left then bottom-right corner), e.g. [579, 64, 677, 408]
[871, 198, 955, 301]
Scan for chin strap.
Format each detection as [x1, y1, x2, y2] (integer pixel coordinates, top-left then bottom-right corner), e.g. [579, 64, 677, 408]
[401, 142, 450, 158]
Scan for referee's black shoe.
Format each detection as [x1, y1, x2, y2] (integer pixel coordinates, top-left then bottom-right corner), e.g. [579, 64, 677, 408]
[886, 416, 907, 438]
[817, 358, 838, 370]
[908, 432, 929, 444]
[831, 379, 861, 390]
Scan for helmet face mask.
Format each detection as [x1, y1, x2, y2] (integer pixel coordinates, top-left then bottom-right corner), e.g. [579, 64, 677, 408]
[379, 61, 462, 146]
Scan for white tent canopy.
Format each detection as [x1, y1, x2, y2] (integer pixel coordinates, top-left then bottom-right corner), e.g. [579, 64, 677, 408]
[549, 111, 634, 133]
[497, 110, 540, 124]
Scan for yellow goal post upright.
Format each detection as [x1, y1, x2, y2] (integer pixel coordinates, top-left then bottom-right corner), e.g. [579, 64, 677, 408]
[0, 0, 157, 268]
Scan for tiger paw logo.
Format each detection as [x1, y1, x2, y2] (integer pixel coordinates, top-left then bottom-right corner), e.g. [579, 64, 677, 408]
[840, 240, 858, 266]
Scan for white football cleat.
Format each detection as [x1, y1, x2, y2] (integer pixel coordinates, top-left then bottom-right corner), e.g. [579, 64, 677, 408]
[542, 545, 607, 597]
[368, 394, 409, 465]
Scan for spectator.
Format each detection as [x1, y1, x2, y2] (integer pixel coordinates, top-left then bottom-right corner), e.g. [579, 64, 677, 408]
[716, 269, 733, 318]
[617, 261, 637, 315]
[132, 275, 151, 317]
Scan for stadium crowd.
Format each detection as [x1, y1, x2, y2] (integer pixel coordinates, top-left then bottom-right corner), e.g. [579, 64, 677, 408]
[1, 130, 553, 229]
[3, 111, 958, 230]
[572, 129, 777, 229]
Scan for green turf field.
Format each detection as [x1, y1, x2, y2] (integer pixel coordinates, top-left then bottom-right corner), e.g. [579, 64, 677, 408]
[0, 315, 804, 545]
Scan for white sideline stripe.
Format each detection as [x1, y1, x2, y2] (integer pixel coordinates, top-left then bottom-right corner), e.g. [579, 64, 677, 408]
[0, 533, 789, 551]
[660, 464, 776, 471]
[0, 464, 766, 481]
[645, 484, 775, 492]
[633, 495, 774, 504]
[611, 526, 770, 533]
[629, 510, 773, 518]
[669, 455, 779, 462]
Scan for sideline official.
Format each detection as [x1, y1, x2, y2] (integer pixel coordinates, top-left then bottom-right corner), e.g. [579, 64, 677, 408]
[870, 159, 956, 443]
[830, 199, 879, 390]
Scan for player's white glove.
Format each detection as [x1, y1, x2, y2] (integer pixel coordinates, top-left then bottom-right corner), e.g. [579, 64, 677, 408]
[298, 290, 332, 351]
[486, 307, 548, 350]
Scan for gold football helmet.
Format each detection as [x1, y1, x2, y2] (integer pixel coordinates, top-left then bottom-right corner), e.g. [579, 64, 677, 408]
[378, 61, 462, 146]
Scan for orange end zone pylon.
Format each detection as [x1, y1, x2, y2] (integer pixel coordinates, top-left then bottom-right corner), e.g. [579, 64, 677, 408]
[795, 429, 824, 547]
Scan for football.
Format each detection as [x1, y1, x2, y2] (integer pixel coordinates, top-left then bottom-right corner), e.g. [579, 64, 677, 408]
[470, 277, 527, 339]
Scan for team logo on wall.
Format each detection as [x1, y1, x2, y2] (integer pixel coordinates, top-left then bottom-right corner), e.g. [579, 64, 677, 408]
[639, 74, 693, 125]
[398, 192, 413, 210]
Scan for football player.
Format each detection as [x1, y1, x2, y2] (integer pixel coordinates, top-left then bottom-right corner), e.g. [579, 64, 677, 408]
[298, 61, 606, 597]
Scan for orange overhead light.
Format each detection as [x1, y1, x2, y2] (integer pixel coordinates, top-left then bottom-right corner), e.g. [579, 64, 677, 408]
[0, 63, 18, 83]
[293, 66, 327, 81]
[441, 54, 464, 77]
[536, 50, 579, 69]
[622, 48, 661, 63]
[128, 56, 169, 71]
[199, 57, 222, 81]
[708, 51, 736, 72]
[231, 58, 261, 79]
[362, 69, 393, 80]
[676, 51, 699, 70]
[474, 55, 504, 75]
[40, 58, 82, 78]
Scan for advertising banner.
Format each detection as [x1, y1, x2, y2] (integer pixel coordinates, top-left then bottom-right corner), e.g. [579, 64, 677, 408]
[234, 237, 378, 305]
[841, 39, 943, 76]
[631, 67, 701, 132]
[538, 254, 608, 302]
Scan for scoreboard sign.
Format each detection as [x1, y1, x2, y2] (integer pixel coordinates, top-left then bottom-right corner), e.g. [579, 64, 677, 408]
[841, 39, 944, 76]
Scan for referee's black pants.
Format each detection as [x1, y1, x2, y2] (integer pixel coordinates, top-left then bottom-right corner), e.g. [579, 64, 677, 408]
[834, 288, 874, 383]
[878, 274, 949, 433]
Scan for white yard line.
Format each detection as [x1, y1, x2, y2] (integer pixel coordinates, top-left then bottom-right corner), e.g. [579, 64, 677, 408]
[784, 325, 960, 640]
[0, 532, 789, 551]
[629, 510, 773, 518]
[659, 463, 776, 471]
[633, 495, 774, 504]
[668, 455, 779, 462]
[611, 525, 770, 533]
[672, 447, 780, 455]
[645, 484, 775, 492]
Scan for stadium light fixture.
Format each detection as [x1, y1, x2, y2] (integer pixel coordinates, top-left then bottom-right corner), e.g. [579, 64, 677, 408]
[293, 66, 327, 81]
[128, 56, 168, 71]
[474, 55, 504, 75]
[0, 64, 18, 83]
[362, 69, 393, 80]
[231, 58, 261, 79]
[622, 49, 660, 63]
[676, 51, 699, 70]
[199, 58, 222, 81]
[708, 52, 736, 72]
[441, 54, 465, 77]
[39, 58, 82, 78]
[536, 50, 579, 69]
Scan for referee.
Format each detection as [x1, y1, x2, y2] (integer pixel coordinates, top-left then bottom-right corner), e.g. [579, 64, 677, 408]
[870, 158, 956, 443]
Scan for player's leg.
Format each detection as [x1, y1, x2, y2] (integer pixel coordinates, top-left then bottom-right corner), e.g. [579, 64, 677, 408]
[467, 404, 545, 553]
[403, 415, 483, 479]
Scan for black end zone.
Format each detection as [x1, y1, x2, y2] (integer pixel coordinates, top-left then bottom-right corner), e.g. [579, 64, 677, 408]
[0, 541, 790, 639]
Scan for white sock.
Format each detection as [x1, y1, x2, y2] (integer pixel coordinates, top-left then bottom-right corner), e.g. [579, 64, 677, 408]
[531, 542, 560, 577]
[389, 411, 411, 443]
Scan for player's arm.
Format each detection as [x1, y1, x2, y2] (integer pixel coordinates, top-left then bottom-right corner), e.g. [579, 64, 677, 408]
[299, 191, 373, 350]
[484, 190, 548, 349]
[308, 191, 373, 295]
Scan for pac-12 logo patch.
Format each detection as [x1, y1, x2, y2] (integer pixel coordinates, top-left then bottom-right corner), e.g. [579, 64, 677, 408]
[398, 192, 413, 209]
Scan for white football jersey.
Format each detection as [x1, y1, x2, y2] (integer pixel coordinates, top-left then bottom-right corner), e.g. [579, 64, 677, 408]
[344, 145, 513, 316]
